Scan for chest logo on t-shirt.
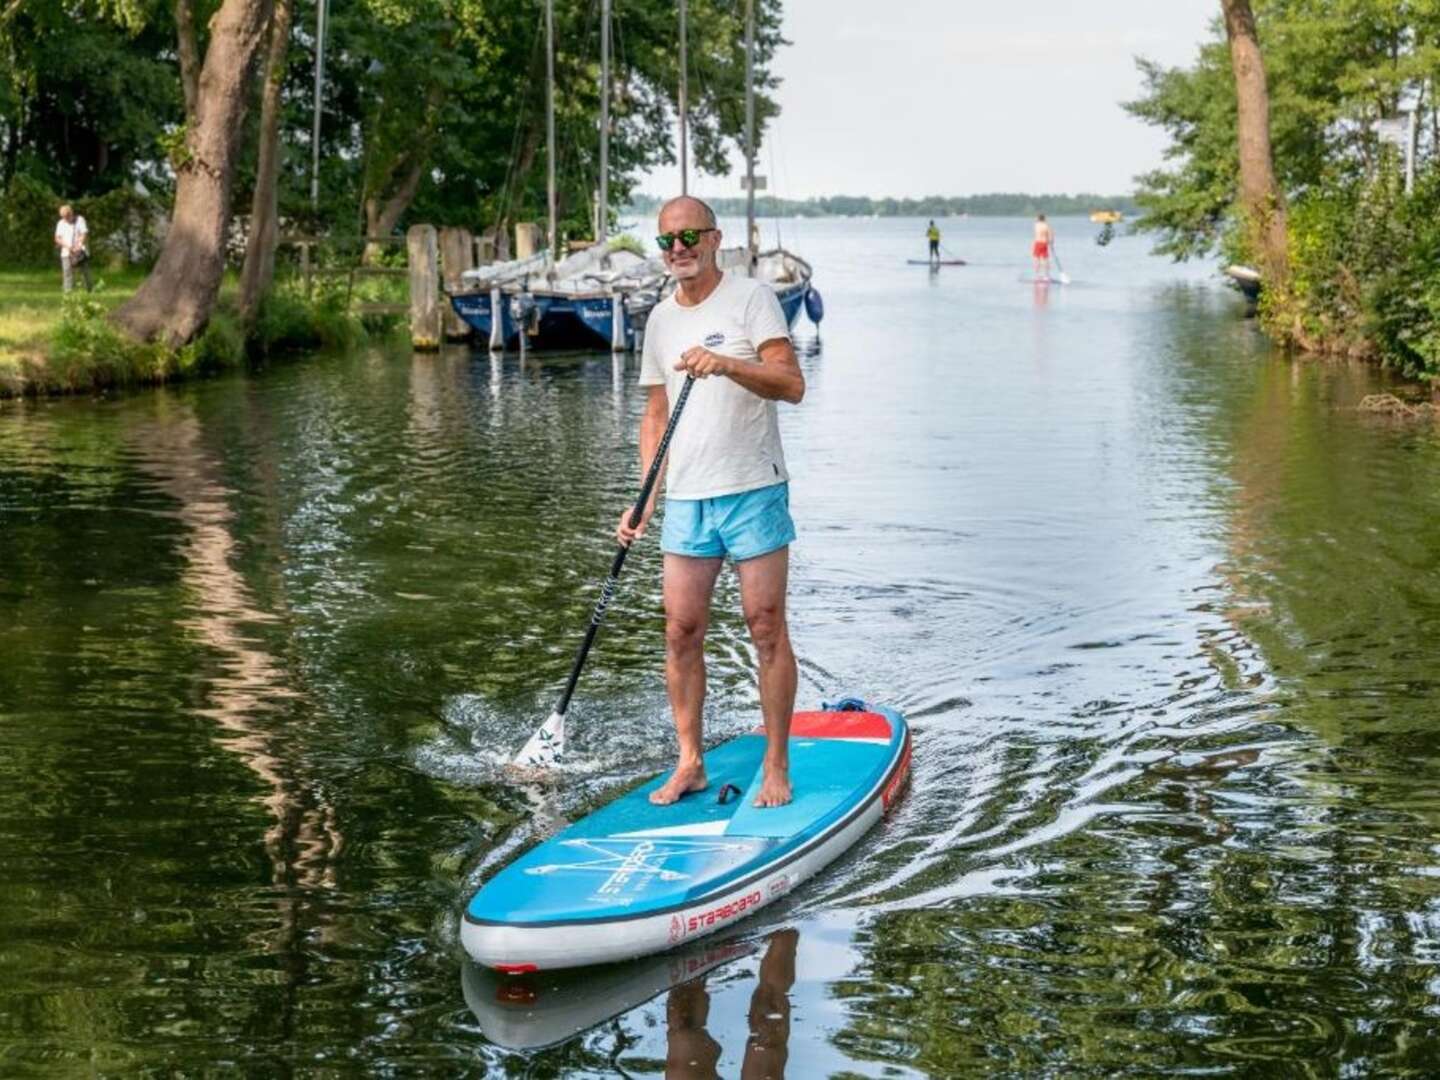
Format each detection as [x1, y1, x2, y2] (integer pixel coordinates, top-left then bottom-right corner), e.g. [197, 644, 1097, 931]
[702, 331, 725, 348]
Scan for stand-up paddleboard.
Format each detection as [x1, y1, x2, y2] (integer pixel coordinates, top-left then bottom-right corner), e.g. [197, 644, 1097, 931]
[907, 258, 967, 266]
[462, 936, 757, 1050]
[463, 699, 910, 971]
[1019, 275, 1068, 285]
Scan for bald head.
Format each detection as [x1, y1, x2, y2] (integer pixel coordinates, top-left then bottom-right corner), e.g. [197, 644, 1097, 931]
[658, 196, 717, 230]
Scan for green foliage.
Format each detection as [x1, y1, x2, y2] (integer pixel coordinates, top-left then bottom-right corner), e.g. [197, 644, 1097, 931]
[46, 289, 168, 390]
[1128, 0, 1440, 374]
[251, 286, 321, 354]
[1358, 171, 1440, 378]
[0, 1, 180, 196]
[186, 310, 246, 373]
[606, 233, 646, 257]
[309, 284, 367, 351]
[82, 186, 169, 266]
[0, 173, 62, 266]
[1125, 51, 1238, 260]
[251, 279, 367, 356]
[0, 173, 168, 269]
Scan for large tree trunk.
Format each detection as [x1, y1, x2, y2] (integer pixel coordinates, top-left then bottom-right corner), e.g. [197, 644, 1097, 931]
[238, 0, 291, 324]
[1221, 0, 1289, 289]
[114, 0, 273, 347]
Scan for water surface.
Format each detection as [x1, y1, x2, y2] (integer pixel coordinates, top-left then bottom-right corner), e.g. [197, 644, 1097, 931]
[3, 217, 1439, 1075]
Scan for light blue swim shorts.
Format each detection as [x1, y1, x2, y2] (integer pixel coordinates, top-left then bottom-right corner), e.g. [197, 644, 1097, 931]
[660, 482, 796, 561]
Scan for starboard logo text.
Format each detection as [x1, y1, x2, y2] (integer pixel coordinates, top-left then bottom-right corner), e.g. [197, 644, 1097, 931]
[703, 331, 725, 348]
[679, 889, 763, 936]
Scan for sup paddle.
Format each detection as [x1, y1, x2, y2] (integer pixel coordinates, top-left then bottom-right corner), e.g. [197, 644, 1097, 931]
[512, 374, 696, 768]
[1051, 239, 1071, 285]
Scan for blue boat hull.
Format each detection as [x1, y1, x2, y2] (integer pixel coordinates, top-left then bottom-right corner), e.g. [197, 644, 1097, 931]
[449, 291, 637, 351]
[453, 276, 816, 352]
[775, 281, 809, 328]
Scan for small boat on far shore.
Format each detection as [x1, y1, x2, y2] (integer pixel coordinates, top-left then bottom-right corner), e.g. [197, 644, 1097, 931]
[1224, 264, 1262, 302]
[1089, 209, 1124, 224]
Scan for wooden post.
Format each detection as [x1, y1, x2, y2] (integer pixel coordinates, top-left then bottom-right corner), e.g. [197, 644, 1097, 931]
[438, 226, 473, 341]
[515, 222, 542, 259]
[407, 224, 441, 350]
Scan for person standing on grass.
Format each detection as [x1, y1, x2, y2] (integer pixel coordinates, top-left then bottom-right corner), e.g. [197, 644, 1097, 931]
[54, 205, 92, 294]
[617, 194, 805, 809]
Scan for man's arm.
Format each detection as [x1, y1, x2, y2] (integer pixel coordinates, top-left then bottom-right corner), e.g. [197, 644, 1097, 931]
[638, 383, 669, 485]
[675, 337, 805, 404]
[617, 384, 671, 545]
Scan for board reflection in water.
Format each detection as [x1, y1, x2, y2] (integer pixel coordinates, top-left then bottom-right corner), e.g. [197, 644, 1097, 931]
[464, 927, 798, 1074]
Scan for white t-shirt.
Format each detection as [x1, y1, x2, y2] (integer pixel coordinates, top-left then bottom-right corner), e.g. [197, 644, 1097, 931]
[54, 216, 87, 254]
[639, 272, 793, 500]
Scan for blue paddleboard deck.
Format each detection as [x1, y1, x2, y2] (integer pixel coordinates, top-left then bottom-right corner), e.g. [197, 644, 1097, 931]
[462, 702, 911, 971]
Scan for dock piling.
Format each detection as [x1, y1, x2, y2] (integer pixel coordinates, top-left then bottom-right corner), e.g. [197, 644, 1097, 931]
[406, 224, 441, 350]
[438, 227, 474, 341]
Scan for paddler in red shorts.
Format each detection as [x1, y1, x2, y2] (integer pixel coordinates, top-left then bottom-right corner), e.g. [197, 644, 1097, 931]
[1032, 213, 1054, 280]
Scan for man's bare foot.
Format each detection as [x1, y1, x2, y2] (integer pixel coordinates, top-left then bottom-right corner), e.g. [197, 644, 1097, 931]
[650, 762, 709, 805]
[753, 764, 792, 807]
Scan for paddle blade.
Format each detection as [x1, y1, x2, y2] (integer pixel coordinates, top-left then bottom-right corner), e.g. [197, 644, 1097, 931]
[513, 711, 565, 768]
[1058, 271, 1072, 284]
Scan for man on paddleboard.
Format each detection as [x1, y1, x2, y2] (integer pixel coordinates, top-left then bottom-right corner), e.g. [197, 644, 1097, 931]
[616, 195, 805, 809]
[1032, 214, 1054, 279]
[926, 220, 941, 265]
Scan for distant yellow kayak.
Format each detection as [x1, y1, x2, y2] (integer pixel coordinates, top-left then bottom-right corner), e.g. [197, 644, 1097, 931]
[1089, 210, 1124, 224]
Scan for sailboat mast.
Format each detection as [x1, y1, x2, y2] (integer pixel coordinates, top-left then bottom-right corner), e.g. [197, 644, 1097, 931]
[744, 0, 756, 276]
[599, 0, 611, 246]
[545, 0, 557, 258]
[678, 0, 688, 194]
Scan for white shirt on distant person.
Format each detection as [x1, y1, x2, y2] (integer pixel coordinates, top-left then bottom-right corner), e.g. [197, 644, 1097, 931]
[55, 216, 88, 256]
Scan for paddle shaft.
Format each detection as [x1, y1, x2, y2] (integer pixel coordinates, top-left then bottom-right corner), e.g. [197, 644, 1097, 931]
[552, 375, 695, 718]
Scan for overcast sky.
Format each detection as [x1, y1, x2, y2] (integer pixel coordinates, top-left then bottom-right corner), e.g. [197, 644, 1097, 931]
[641, 0, 1219, 200]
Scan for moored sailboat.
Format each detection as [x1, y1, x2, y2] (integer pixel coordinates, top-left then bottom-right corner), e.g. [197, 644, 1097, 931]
[449, 0, 665, 352]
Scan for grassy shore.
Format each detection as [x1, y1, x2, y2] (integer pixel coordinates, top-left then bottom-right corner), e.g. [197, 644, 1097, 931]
[0, 268, 148, 393]
[1, 266, 391, 399]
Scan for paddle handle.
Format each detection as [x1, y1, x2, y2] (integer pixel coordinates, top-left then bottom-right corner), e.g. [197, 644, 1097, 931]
[553, 375, 695, 718]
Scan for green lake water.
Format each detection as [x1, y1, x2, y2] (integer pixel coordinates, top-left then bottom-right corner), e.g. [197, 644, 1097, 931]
[3, 217, 1440, 1076]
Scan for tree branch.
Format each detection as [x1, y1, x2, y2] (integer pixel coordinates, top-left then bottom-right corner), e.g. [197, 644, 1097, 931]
[1, 0, 26, 25]
[175, 0, 201, 126]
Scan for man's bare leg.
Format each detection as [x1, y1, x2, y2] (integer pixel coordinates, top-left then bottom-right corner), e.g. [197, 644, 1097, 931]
[652, 553, 724, 805]
[737, 546, 795, 807]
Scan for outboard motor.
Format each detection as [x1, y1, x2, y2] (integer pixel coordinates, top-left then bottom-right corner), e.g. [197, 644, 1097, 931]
[509, 293, 537, 357]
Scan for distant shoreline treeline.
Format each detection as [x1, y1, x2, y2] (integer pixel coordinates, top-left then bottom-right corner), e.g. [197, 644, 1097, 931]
[626, 192, 1139, 218]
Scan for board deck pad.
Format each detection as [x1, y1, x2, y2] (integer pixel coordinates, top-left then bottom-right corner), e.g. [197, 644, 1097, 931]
[463, 703, 910, 970]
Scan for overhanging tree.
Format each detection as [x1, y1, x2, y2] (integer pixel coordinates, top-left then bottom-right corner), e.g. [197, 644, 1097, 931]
[1220, 0, 1288, 290]
[114, 0, 274, 346]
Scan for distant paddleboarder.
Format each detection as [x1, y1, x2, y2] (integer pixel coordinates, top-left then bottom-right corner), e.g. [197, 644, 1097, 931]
[926, 220, 941, 265]
[618, 194, 806, 809]
[1032, 214, 1054, 279]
